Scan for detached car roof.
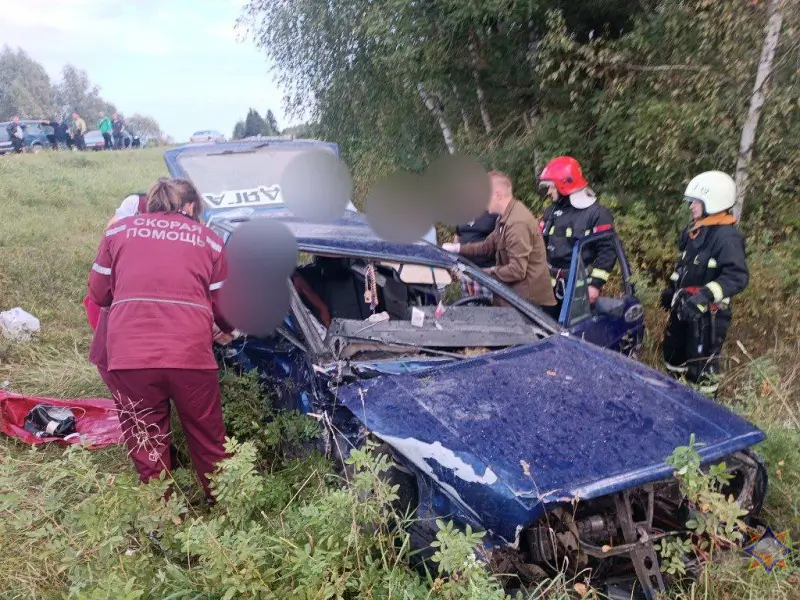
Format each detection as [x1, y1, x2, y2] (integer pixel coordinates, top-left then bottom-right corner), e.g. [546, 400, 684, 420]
[164, 137, 339, 168]
[165, 138, 450, 266]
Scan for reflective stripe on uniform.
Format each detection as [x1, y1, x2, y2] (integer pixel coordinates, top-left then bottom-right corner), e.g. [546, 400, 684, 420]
[550, 277, 557, 287]
[590, 268, 610, 282]
[92, 263, 112, 275]
[669, 271, 679, 282]
[105, 224, 126, 237]
[584, 229, 591, 236]
[698, 382, 719, 394]
[205, 237, 222, 253]
[706, 281, 724, 303]
[708, 258, 718, 268]
[209, 281, 224, 291]
[665, 362, 688, 374]
[111, 297, 211, 313]
[548, 226, 555, 236]
[565, 227, 573, 238]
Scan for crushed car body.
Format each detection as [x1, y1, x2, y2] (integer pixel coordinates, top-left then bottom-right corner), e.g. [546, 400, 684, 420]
[164, 144, 768, 599]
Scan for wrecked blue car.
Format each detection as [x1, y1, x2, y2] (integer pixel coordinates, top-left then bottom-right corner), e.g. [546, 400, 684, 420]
[165, 142, 767, 600]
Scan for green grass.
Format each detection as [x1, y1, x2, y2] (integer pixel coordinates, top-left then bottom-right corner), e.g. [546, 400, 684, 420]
[0, 148, 798, 599]
[0, 149, 168, 486]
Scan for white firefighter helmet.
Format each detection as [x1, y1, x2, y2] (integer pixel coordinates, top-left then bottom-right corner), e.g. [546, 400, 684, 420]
[684, 171, 736, 215]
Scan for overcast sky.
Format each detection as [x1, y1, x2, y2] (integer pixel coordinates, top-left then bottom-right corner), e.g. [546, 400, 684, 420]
[0, 0, 296, 141]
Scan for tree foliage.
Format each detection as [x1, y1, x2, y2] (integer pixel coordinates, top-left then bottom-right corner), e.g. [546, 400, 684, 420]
[232, 107, 281, 139]
[126, 113, 162, 141]
[0, 48, 163, 137]
[0, 46, 56, 119]
[242, 0, 799, 235]
[54, 64, 116, 121]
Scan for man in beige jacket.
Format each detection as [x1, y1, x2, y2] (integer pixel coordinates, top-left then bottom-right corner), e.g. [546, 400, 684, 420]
[443, 170, 556, 311]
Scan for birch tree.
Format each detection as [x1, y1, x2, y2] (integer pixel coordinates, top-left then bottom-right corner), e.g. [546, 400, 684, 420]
[417, 83, 457, 154]
[733, 0, 785, 222]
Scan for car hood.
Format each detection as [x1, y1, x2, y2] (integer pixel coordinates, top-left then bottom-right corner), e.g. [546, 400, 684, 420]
[337, 334, 764, 540]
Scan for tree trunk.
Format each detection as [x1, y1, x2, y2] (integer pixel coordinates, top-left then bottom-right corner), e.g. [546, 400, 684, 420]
[452, 84, 471, 134]
[733, 0, 783, 222]
[468, 29, 492, 135]
[417, 83, 456, 154]
[474, 78, 492, 135]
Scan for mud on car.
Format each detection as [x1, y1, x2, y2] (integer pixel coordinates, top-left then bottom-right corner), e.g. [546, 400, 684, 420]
[164, 141, 768, 600]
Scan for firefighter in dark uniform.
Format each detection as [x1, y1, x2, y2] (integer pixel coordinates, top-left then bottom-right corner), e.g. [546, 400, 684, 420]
[537, 156, 616, 320]
[660, 171, 748, 395]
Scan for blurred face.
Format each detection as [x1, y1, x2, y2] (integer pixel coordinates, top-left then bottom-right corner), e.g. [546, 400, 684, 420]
[690, 200, 704, 220]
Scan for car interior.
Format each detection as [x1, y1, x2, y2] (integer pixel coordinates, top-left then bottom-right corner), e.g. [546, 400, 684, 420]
[288, 254, 549, 359]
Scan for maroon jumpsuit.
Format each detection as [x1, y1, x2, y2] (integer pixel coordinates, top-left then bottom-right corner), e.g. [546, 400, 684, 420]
[88, 211, 233, 496]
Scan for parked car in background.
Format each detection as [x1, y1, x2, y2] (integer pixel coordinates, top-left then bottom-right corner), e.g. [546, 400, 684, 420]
[84, 129, 144, 150]
[189, 130, 226, 143]
[115, 130, 144, 149]
[84, 130, 106, 150]
[0, 120, 53, 154]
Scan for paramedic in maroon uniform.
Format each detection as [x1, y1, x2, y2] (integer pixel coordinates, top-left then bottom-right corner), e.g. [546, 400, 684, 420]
[86, 192, 150, 389]
[88, 178, 234, 498]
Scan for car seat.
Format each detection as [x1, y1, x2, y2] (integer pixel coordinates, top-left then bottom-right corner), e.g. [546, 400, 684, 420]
[314, 258, 372, 321]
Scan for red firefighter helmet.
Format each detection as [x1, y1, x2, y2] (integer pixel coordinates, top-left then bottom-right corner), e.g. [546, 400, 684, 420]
[539, 156, 588, 196]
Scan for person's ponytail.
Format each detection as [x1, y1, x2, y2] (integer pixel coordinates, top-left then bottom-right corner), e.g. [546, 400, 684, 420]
[146, 177, 202, 221]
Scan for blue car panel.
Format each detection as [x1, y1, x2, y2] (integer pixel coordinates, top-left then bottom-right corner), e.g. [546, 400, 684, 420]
[559, 231, 645, 354]
[336, 335, 764, 543]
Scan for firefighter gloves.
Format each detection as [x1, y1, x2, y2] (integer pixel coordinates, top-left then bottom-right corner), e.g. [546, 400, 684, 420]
[677, 292, 710, 322]
[660, 288, 675, 311]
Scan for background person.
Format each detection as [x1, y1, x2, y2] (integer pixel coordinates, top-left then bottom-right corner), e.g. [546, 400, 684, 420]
[442, 171, 555, 311]
[72, 112, 87, 151]
[98, 111, 113, 149]
[538, 156, 616, 316]
[454, 209, 498, 301]
[87, 178, 235, 499]
[112, 112, 125, 149]
[660, 171, 748, 395]
[40, 118, 59, 150]
[57, 117, 73, 150]
[6, 116, 26, 153]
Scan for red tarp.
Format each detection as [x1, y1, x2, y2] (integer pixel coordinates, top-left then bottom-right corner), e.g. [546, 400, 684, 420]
[0, 391, 123, 448]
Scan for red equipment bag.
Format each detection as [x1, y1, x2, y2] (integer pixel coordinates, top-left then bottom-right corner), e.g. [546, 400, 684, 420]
[0, 391, 123, 448]
[84, 295, 101, 331]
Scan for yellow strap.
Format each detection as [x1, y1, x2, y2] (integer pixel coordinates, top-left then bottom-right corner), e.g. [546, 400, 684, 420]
[590, 268, 610, 282]
[706, 281, 724, 303]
